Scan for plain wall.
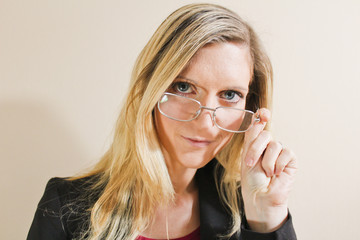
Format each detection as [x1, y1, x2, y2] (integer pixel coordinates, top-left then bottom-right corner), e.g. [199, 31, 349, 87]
[1, 0, 359, 239]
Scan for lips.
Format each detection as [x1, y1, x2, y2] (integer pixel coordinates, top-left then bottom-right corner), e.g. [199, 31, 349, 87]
[182, 136, 213, 148]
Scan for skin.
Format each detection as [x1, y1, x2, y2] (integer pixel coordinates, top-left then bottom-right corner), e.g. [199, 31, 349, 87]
[145, 42, 297, 238]
[241, 108, 297, 232]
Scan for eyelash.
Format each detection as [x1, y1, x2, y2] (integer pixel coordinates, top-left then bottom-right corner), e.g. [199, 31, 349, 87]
[169, 80, 245, 103]
[170, 81, 196, 95]
[223, 90, 244, 99]
[219, 90, 244, 104]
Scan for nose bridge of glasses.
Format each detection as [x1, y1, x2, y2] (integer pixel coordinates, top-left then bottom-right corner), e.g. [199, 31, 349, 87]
[200, 106, 216, 112]
[193, 105, 215, 127]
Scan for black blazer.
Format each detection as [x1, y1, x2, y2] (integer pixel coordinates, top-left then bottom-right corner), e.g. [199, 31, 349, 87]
[27, 160, 297, 240]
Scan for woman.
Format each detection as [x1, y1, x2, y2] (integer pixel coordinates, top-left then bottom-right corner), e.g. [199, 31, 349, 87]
[28, 3, 297, 240]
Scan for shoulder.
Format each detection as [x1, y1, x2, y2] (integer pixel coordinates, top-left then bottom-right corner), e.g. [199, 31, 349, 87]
[38, 176, 97, 209]
[39, 177, 75, 203]
[35, 178, 70, 216]
[27, 176, 100, 239]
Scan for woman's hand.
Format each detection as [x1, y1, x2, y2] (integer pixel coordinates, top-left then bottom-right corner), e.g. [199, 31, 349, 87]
[240, 108, 297, 233]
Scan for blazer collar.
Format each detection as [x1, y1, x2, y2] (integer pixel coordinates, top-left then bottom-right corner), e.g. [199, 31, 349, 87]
[196, 160, 238, 240]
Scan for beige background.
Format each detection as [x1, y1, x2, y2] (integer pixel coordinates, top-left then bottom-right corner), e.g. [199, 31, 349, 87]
[1, 0, 359, 239]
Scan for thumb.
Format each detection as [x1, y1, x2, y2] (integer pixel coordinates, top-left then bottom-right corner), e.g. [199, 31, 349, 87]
[242, 108, 271, 165]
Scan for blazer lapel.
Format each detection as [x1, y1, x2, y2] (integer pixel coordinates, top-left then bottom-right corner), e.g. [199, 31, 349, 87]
[196, 160, 237, 240]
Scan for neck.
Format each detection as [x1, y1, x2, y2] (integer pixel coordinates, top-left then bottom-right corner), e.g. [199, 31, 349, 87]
[170, 168, 198, 195]
[140, 149, 200, 239]
[162, 153, 198, 195]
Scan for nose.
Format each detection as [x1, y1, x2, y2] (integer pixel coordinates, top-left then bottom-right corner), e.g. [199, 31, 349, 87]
[195, 107, 215, 127]
[194, 97, 217, 129]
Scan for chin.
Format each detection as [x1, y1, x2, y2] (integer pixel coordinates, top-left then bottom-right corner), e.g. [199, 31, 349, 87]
[177, 151, 215, 169]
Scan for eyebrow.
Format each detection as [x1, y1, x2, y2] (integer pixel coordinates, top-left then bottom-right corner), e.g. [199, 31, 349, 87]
[177, 76, 199, 85]
[177, 75, 249, 92]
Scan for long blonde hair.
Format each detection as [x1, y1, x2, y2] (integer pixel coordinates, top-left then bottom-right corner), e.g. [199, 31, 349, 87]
[72, 3, 273, 239]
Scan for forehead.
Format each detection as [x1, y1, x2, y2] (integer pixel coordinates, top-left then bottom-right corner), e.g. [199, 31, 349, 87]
[178, 42, 252, 92]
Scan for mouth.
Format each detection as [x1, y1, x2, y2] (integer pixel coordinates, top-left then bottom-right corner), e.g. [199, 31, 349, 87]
[182, 136, 213, 148]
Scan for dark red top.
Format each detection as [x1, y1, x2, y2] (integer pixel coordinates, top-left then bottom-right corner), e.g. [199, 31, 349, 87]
[136, 227, 200, 240]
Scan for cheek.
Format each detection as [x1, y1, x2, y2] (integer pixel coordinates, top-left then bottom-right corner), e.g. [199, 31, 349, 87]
[155, 108, 178, 146]
[215, 132, 234, 153]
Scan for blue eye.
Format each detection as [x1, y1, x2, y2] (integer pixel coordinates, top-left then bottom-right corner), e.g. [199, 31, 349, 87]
[177, 82, 190, 92]
[221, 90, 243, 103]
[172, 81, 193, 93]
[224, 91, 236, 99]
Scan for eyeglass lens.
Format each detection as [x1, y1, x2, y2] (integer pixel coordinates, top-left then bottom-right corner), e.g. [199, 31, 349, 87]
[158, 93, 255, 132]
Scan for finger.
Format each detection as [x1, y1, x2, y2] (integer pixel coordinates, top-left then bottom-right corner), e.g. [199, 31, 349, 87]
[243, 108, 271, 147]
[261, 141, 283, 177]
[244, 130, 272, 167]
[243, 108, 271, 167]
[275, 148, 297, 176]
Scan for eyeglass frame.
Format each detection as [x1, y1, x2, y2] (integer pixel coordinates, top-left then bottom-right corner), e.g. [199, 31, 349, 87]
[157, 92, 260, 133]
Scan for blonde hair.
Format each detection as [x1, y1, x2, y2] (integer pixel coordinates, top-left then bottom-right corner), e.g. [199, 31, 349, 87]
[71, 3, 273, 239]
